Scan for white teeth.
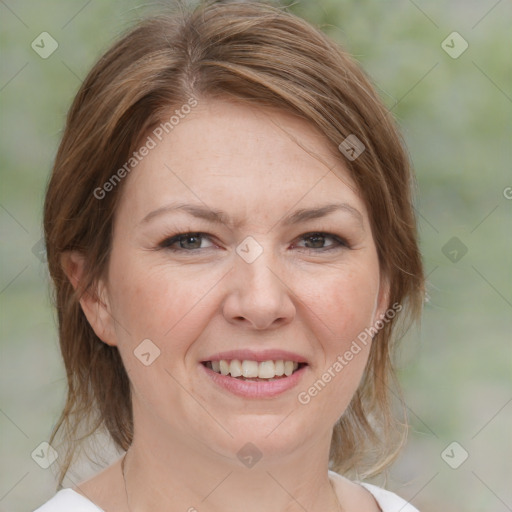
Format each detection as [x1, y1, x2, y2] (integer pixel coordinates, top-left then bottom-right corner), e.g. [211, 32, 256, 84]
[258, 360, 275, 379]
[242, 360, 259, 378]
[274, 360, 284, 376]
[229, 359, 242, 377]
[208, 359, 303, 379]
[219, 360, 230, 376]
[284, 360, 294, 376]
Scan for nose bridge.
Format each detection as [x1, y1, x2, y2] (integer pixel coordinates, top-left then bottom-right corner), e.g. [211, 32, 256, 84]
[224, 235, 295, 329]
[241, 250, 281, 293]
[236, 236, 285, 299]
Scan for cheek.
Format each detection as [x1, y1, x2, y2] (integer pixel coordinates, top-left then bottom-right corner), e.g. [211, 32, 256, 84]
[107, 254, 221, 344]
[298, 271, 378, 417]
[105, 255, 215, 400]
[303, 265, 380, 345]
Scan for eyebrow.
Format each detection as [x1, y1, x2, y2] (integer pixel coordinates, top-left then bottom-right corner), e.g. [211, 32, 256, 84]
[140, 201, 363, 229]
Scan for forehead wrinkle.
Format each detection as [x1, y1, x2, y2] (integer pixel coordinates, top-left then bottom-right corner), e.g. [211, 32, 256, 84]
[268, 114, 333, 169]
[138, 104, 363, 231]
[265, 111, 358, 195]
[140, 201, 364, 234]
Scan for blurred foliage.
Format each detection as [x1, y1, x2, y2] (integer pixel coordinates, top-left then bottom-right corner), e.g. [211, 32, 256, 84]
[1, 0, 511, 511]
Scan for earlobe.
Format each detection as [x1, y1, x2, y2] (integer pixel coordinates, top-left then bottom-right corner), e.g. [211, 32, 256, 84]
[374, 273, 391, 324]
[60, 251, 118, 347]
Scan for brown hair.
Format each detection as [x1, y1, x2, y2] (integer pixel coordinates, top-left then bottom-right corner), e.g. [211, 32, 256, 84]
[44, 0, 424, 487]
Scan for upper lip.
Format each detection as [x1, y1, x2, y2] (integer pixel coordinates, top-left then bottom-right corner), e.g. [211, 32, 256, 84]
[202, 349, 308, 364]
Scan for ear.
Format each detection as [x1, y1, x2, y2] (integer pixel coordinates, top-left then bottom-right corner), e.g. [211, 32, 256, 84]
[61, 251, 118, 347]
[372, 271, 391, 325]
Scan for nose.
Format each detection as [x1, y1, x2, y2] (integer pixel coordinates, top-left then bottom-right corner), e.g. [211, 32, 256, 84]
[222, 245, 296, 330]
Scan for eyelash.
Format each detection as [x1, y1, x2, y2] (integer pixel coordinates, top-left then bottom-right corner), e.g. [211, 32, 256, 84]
[157, 231, 349, 253]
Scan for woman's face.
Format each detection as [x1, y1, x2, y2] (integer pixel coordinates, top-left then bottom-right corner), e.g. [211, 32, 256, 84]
[91, 98, 389, 464]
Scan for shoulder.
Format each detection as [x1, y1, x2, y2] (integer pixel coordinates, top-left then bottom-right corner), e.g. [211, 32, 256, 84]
[328, 470, 420, 512]
[358, 482, 420, 512]
[33, 489, 105, 512]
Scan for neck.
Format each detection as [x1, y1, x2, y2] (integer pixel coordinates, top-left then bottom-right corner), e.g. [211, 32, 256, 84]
[122, 410, 341, 512]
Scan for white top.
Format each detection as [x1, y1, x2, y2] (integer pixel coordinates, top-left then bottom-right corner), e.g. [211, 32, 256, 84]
[33, 472, 420, 512]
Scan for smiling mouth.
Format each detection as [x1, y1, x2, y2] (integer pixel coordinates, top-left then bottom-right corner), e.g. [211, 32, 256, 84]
[202, 359, 307, 381]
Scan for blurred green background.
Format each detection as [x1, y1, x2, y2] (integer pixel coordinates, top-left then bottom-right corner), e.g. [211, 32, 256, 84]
[1, 0, 510, 510]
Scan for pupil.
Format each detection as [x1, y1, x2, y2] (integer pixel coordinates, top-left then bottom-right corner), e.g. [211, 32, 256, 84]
[307, 234, 324, 248]
[181, 234, 201, 249]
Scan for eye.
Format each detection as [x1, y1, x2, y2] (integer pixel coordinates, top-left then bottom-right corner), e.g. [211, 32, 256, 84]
[159, 232, 215, 251]
[157, 231, 348, 253]
[294, 232, 348, 252]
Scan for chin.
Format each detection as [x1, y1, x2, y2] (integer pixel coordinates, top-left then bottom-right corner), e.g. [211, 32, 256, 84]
[202, 412, 320, 466]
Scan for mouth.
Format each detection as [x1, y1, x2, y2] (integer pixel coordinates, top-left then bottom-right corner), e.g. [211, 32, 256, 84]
[200, 352, 309, 398]
[201, 359, 308, 382]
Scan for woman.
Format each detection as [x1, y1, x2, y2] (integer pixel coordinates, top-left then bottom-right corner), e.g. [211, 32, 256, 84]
[35, 0, 424, 510]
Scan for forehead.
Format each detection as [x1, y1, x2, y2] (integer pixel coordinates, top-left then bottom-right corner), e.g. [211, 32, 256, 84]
[115, 98, 366, 228]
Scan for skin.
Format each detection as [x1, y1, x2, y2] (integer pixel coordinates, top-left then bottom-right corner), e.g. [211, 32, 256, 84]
[63, 98, 388, 511]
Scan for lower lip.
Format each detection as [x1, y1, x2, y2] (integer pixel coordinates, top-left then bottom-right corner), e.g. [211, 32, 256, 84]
[200, 363, 307, 399]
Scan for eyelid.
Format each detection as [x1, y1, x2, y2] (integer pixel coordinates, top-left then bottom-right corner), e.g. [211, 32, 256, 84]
[158, 232, 216, 250]
[157, 231, 350, 252]
[293, 232, 349, 250]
